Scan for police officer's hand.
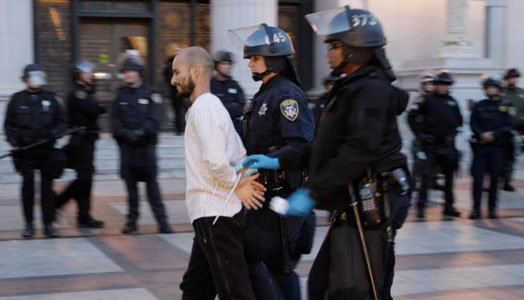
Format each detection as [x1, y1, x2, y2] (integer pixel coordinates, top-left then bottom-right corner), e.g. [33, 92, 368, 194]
[235, 173, 266, 210]
[242, 155, 279, 170]
[270, 189, 316, 216]
[480, 131, 495, 143]
[284, 188, 316, 216]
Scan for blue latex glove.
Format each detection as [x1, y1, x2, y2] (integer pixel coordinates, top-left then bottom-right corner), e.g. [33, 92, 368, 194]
[286, 188, 316, 216]
[242, 154, 279, 170]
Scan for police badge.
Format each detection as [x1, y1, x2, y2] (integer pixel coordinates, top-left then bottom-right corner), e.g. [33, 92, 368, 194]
[280, 99, 299, 121]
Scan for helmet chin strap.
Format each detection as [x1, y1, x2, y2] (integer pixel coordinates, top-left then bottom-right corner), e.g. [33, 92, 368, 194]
[252, 70, 272, 82]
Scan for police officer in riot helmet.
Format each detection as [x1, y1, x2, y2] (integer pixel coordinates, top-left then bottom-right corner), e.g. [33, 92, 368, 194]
[4, 64, 67, 238]
[409, 70, 463, 219]
[501, 68, 524, 191]
[210, 50, 246, 135]
[111, 55, 172, 234]
[56, 61, 106, 228]
[408, 74, 436, 191]
[243, 6, 411, 299]
[469, 75, 514, 219]
[228, 23, 315, 299]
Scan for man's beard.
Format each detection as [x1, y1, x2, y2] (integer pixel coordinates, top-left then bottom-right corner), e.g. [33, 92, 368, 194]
[177, 76, 195, 98]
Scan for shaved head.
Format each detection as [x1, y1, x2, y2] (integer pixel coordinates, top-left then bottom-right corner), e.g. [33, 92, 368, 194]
[174, 47, 214, 77]
[171, 47, 213, 101]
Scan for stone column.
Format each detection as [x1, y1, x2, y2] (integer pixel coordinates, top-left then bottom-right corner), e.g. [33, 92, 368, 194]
[485, 0, 506, 64]
[440, 0, 478, 58]
[0, 0, 34, 130]
[211, 0, 278, 97]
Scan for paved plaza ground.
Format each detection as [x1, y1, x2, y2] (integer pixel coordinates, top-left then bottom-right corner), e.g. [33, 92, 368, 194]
[0, 167, 523, 299]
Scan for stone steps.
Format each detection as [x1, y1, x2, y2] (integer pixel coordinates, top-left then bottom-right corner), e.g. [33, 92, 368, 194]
[0, 134, 186, 183]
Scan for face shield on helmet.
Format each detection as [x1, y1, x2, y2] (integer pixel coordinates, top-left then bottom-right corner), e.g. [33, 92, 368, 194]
[228, 24, 300, 85]
[306, 6, 352, 37]
[27, 71, 47, 89]
[74, 60, 95, 86]
[306, 6, 393, 79]
[22, 64, 47, 89]
[481, 74, 502, 98]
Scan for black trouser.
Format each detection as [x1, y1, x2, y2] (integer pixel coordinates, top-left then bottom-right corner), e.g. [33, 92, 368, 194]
[417, 146, 456, 211]
[57, 138, 95, 221]
[180, 212, 256, 300]
[171, 96, 186, 134]
[308, 217, 388, 300]
[124, 167, 167, 225]
[471, 145, 503, 212]
[242, 186, 305, 300]
[502, 135, 515, 185]
[19, 148, 56, 225]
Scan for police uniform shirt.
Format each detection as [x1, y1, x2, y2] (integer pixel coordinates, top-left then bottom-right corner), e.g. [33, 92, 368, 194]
[503, 86, 524, 122]
[409, 93, 463, 139]
[184, 92, 246, 223]
[111, 84, 162, 141]
[4, 89, 66, 147]
[246, 74, 314, 157]
[67, 84, 106, 132]
[470, 98, 515, 142]
[210, 77, 246, 118]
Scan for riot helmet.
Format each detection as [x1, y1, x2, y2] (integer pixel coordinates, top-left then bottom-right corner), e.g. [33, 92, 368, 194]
[306, 6, 394, 80]
[481, 74, 502, 89]
[214, 50, 234, 63]
[434, 71, 454, 85]
[73, 60, 95, 87]
[214, 50, 234, 79]
[120, 56, 144, 73]
[504, 68, 520, 79]
[21, 64, 47, 89]
[228, 24, 300, 85]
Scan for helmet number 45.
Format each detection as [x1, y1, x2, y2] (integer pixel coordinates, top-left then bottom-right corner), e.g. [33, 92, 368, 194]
[352, 14, 378, 27]
[273, 32, 287, 43]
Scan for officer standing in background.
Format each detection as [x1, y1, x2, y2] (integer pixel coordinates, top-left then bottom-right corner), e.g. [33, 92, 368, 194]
[56, 61, 105, 228]
[210, 50, 246, 135]
[408, 71, 463, 219]
[244, 6, 411, 299]
[228, 24, 315, 299]
[111, 56, 173, 234]
[163, 45, 186, 135]
[4, 64, 66, 238]
[470, 75, 514, 219]
[502, 68, 524, 191]
[408, 74, 435, 191]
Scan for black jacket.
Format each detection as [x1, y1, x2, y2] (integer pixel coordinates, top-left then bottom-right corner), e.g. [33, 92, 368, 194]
[4, 89, 66, 147]
[67, 84, 106, 137]
[470, 98, 514, 145]
[408, 92, 463, 143]
[280, 66, 409, 210]
[211, 77, 246, 118]
[111, 84, 161, 173]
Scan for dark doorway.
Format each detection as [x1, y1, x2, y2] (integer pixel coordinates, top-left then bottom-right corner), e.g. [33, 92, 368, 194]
[79, 18, 150, 130]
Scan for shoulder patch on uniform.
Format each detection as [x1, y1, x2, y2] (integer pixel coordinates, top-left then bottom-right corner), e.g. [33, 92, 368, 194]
[509, 107, 517, 117]
[499, 105, 508, 112]
[75, 91, 87, 100]
[415, 96, 425, 103]
[151, 93, 162, 104]
[280, 99, 299, 122]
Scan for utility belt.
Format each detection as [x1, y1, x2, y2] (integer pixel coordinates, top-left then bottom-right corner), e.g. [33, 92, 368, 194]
[331, 168, 409, 232]
[257, 169, 307, 191]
